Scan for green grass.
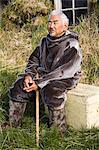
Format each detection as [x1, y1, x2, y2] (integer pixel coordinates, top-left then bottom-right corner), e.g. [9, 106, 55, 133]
[0, 118, 99, 150]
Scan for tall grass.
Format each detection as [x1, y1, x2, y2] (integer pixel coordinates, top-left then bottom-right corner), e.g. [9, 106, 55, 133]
[73, 13, 99, 85]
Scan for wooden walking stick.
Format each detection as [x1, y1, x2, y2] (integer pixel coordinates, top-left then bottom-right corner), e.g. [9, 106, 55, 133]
[36, 72, 39, 147]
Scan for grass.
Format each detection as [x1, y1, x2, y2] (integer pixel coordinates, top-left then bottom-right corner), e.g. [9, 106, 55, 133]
[0, 118, 99, 150]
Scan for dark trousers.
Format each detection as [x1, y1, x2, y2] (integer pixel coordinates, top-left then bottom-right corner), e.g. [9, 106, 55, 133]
[8, 77, 70, 133]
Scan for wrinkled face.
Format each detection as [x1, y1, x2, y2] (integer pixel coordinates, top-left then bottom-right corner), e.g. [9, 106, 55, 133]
[48, 15, 68, 37]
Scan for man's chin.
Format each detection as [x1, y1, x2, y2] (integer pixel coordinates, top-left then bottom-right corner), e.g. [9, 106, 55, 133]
[49, 33, 56, 37]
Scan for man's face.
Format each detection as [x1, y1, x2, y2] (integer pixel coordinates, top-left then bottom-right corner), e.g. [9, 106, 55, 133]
[48, 15, 68, 37]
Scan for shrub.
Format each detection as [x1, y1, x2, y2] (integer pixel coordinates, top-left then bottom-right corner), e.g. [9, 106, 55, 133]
[1, 0, 52, 29]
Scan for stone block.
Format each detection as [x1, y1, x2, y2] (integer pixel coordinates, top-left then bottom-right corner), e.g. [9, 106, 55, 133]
[66, 83, 99, 129]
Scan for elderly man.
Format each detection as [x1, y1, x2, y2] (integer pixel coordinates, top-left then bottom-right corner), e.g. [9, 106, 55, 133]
[3, 10, 82, 134]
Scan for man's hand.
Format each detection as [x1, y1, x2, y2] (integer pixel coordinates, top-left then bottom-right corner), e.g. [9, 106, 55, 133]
[23, 75, 38, 92]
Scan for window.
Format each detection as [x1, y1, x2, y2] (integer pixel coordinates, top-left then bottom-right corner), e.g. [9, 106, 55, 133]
[62, 0, 72, 8]
[61, 0, 89, 25]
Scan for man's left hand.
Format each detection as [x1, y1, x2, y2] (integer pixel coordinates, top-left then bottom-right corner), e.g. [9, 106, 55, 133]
[23, 75, 38, 92]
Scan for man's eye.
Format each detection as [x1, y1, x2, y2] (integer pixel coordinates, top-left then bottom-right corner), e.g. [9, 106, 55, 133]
[48, 21, 58, 25]
[48, 21, 51, 24]
[54, 22, 57, 25]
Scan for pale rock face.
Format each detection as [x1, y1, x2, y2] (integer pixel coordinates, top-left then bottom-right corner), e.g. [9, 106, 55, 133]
[66, 83, 99, 129]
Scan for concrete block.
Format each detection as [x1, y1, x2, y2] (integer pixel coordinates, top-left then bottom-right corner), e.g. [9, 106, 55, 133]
[66, 83, 99, 129]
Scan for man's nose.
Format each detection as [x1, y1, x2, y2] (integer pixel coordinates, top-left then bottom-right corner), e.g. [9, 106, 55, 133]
[49, 22, 54, 28]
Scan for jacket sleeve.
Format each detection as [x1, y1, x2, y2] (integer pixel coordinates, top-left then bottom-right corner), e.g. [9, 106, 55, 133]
[24, 46, 40, 78]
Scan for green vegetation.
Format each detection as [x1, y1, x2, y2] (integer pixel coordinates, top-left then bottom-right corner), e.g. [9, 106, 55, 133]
[0, 123, 99, 149]
[0, 0, 99, 149]
[73, 13, 99, 85]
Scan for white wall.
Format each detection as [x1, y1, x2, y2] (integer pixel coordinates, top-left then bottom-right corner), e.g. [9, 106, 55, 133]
[54, 0, 62, 10]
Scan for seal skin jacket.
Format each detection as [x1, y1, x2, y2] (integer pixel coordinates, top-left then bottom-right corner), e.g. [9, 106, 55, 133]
[25, 31, 82, 88]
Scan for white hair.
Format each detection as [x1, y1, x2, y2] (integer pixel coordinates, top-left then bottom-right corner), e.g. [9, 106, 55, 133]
[48, 10, 69, 25]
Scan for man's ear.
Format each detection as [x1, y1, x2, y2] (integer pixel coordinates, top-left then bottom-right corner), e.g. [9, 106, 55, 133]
[64, 23, 68, 32]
